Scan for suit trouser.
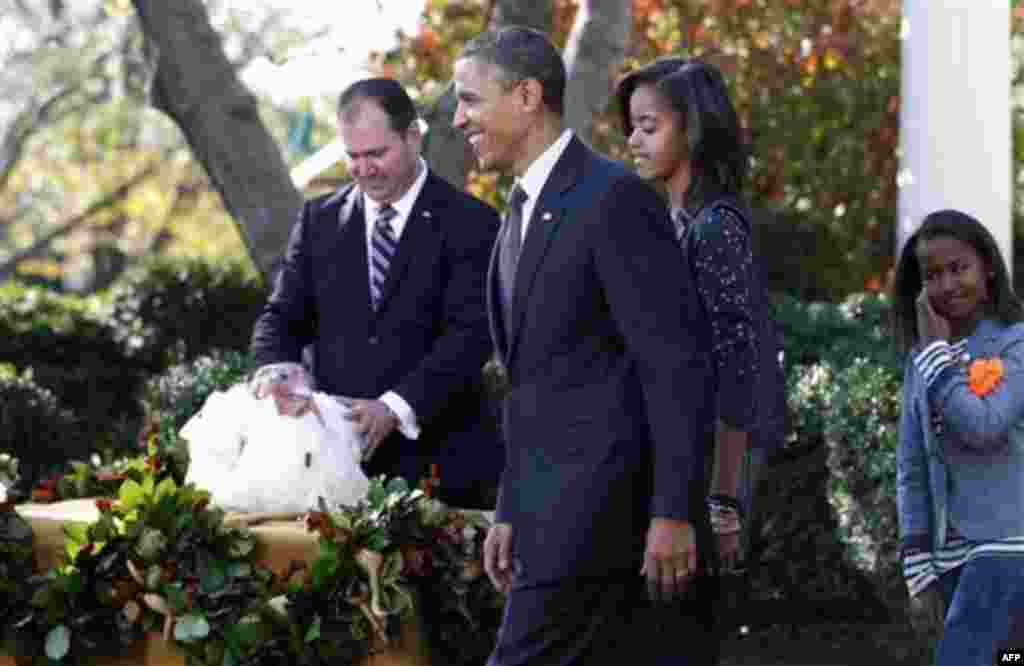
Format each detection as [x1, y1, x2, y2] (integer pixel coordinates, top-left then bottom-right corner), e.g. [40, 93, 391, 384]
[487, 571, 721, 666]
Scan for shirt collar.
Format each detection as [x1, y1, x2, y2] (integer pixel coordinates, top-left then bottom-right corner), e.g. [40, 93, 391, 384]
[671, 206, 695, 240]
[363, 157, 429, 223]
[516, 129, 573, 202]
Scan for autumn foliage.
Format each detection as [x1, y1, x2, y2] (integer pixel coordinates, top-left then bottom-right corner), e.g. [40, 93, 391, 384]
[392, 0, 905, 300]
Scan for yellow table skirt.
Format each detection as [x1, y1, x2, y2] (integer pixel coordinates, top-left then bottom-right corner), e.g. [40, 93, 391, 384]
[6, 500, 431, 666]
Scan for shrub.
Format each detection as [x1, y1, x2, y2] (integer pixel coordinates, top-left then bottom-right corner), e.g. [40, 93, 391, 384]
[105, 256, 267, 373]
[0, 365, 87, 491]
[741, 292, 908, 623]
[822, 358, 903, 607]
[140, 350, 257, 482]
[772, 292, 900, 375]
[0, 283, 145, 450]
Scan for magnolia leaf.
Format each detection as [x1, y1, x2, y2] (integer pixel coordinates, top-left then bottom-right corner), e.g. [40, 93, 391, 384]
[155, 477, 177, 501]
[227, 532, 256, 558]
[304, 616, 321, 643]
[30, 584, 51, 608]
[386, 477, 409, 495]
[145, 564, 163, 591]
[63, 570, 83, 596]
[332, 512, 353, 531]
[367, 487, 386, 508]
[200, 557, 227, 594]
[174, 511, 195, 532]
[135, 527, 167, 561]
[228, 618, 264, 646]
[310, 552, 339, 589]
[381, 551, 403, 582]
[165, 583, 187, 613]
[45, 624, 71, 660]
[174, 613, 210, 642]
[119, 480, 145, 509]
[266, 595, 289, 618]
[365, 533, 389, 552]
[63, 522, 89, 545]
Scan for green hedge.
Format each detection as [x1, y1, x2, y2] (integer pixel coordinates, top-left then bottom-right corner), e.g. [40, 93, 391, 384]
[0, 283, 146, 451]
[0, 258, 269, 454]
[105, 256, 267, 373]
[0, 365, 87, 490]
[772, 292, 907, 613]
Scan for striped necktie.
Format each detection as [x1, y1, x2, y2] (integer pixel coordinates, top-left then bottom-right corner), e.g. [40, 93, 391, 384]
[370, 205, 398, 310]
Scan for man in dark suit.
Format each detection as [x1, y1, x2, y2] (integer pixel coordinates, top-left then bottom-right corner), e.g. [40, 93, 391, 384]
[453, 28, 719, 664]
[250, 78, 503, 509]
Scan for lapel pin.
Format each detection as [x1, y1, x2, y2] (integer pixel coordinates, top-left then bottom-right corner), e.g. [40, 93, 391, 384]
[542, 211, 553, 221]
[422, 211, 432, 218]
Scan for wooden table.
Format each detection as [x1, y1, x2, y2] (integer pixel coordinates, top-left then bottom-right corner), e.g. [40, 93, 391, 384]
[3, 501, 431, 666]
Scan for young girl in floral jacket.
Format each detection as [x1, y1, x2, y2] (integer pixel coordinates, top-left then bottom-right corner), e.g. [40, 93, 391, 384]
[892, 209, 1024, 665]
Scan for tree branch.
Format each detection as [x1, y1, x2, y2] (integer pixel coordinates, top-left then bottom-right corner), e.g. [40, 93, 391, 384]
[0, 162, 159, 281]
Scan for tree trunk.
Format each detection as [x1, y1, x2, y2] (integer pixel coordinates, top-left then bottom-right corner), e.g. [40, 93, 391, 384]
[131, 0, 301, 283]
[562, 0, 632, 142]
[490, 0, 553, 31]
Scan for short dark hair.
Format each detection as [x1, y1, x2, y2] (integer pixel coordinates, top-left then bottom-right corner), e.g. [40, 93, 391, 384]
[337, 77, 418, 134]
[615, 59, 748, 211]
[459, 26, 566, 116]
[891, 209, 1023, 354]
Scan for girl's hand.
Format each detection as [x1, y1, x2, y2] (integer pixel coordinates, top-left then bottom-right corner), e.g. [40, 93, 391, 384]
[916, 289, 951, 343]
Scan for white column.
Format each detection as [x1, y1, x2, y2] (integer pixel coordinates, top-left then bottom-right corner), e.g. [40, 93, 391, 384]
[897, 1, 1011, 270]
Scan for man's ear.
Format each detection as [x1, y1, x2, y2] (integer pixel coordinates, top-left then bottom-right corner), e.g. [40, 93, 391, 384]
[405, 120, 424, 152]
[519, 78, 545, 114]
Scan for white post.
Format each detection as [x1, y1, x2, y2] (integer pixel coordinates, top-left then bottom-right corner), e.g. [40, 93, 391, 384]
[897, 1, 1011, 272]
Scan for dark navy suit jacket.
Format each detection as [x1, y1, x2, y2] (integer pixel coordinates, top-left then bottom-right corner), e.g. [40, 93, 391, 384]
[251, 170, 503, 508]
[489, 136, 715, 586]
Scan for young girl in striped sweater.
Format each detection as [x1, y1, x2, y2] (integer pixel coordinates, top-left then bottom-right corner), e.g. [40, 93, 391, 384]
[892, 209, 1024, 665]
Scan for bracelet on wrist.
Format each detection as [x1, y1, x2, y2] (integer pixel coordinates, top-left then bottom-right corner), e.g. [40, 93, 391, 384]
[706, 493, 744, 519]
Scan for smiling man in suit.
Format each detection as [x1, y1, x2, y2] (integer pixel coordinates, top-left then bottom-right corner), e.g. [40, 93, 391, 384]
[453, 27, 719, 664]
[250, 77, 503, 509]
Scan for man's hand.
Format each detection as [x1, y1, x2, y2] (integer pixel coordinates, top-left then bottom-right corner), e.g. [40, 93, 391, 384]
[342, 399, 399, 461]
[716, 531, 743, 574]
[908, 582, 947, 639]
[483, 523, 515, 594]
[641, 518, 697, 604]
[916, 288, 951, 344]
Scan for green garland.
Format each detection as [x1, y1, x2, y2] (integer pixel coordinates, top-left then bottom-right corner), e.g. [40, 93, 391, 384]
[2, 463, 504, 665]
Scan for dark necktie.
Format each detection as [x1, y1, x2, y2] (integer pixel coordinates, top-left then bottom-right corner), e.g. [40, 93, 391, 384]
[370, 205, 398, 310]
[498, 184, 528, 326]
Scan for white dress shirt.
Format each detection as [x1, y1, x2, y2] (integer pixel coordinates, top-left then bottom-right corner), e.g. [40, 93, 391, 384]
[360, 156, 430, 440]
[513, 129, 573, 242]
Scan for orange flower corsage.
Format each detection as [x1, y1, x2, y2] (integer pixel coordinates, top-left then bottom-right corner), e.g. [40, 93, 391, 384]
[967, 357, 1005, 397]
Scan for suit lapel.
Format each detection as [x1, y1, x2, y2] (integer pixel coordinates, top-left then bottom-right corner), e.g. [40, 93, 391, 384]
[486, 221, 507, 362]
[372, 172, 442, 316]
[506, 136, 587, 362]
[332, 187, 373, 315]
